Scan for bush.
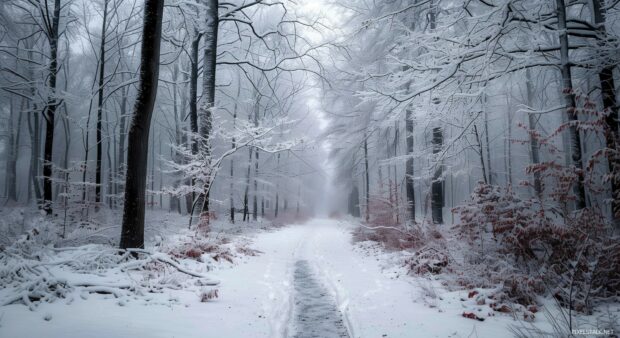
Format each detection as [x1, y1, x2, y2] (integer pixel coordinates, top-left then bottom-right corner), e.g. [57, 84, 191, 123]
[452, 183, 619, 311]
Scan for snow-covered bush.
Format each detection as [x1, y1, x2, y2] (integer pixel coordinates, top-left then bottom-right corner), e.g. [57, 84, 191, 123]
[452, 182, 619, 311]
[166, 232, 234, 264]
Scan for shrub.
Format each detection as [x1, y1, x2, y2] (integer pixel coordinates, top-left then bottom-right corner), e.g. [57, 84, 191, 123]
[452, 183, 619, 311]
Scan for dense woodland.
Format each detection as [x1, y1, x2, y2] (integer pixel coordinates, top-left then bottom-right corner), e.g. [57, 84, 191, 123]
[0, 0, 619, 336]
[0, 0, 328, 243]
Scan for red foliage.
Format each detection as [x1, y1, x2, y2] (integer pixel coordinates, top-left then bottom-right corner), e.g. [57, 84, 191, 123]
[462, 312, 484, 321]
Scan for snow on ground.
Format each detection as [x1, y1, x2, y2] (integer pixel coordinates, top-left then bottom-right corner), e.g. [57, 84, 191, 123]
[0, 217, 603, 337]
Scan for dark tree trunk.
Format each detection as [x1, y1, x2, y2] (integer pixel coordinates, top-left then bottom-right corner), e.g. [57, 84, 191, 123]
[275, 153, 280, 218]
[364, 136, 370, 223]
[117, 76, 128, 197]
[473, 124, 488, 185]
[6, 98, 17, 202]
[348, 186, 360, 217]
[42, 0, 62, 214]
[483, 107, 494, 185]
[556, 0, 586, 210]
[198, 0, 219, 221]
[230, 77, 239, 223]
[119, 0, 164, 249]
[592, 0, 620, 225]
[95, 0, 109, 209]
[252, 95, 260, 221]
[169, 63, 181, 213]
[180, 61, 192, 214]
[26, 43, 42, 204]
[149, 131, 155, 209]
[243, 146, 252, 221]
[431, 127, 444, 224]
[28, 105, 42, 204]
[296, 184, 301, 216]
[393, 121, 399, 224]
[189, 32, 201, 155]
[253, 147, 259, 220]
[262, 189, 265, 216]
[405, 107, 415, 222]
[525, 68, 543, 197]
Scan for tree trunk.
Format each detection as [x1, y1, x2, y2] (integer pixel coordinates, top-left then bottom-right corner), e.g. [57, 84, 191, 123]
[252, 95, 260, 221]
[296, 184, 301, 216]
[556, 0, 586, 210]
[483, 106, 493, 185]
[592, 0, 620, 226]
[473, 124, 488, 185]
[188, 32, 201, 217]
[431, 127, 444, 224]
[525, 68, 543, 197]
[393, 121, 399, 224]
[95, 0, 109, 209]
[119, 0, 164, 249]
[262, 187, 266, 216]
[243, 146, 252, 221]
[198, 0, 219, 221]
[149, 131, 155, 210]
[364, 135, 370, 223]
[170, 62, 181, 213]
[275, 153, 280, 218]
[505, 95, 513, 186]
[348, 186, 360, 217]
[117, 75, 128, 199]
[180, 61, 192, 214]
[229, 77, 239, 223]
[405, 106, 416, 222]
[42, 0, 62, 214]
[6, 97, 17, 202]
[189, 32, 201, 156]
[26, 42, 42, 204]
[253, 147, 259, 221]
[28, 105, 42, 204]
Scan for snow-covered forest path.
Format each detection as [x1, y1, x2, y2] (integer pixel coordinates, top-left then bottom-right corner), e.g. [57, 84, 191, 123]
[1, 219, 514, 338]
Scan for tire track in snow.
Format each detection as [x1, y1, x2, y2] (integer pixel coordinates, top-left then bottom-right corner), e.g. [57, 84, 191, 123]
[290, 260, 350, 338]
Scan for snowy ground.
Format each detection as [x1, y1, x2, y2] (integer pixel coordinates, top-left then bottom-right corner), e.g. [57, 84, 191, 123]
[0, 218, 608, 337]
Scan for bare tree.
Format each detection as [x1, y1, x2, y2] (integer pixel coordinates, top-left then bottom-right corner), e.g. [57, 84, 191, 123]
[119, 0, 164, 249]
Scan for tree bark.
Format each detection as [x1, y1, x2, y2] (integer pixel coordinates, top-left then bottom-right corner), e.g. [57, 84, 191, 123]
[243, 146, 252, 222]
[119, 0, 164, 249]
[6, 97, 17, 202]
[405, 104, 416, 222]
[364, 135, 370, 223]
[525, 68, 543, 197]
[230, 75, 239, 223]
[431, 127, 444, 224]
[117, 74, 128, 199]
[95, 0, 109, 209]
[592, 0, 620, 225]
[250, 92, 262, 221]
[483, 107, 493, 185]
[556, 0, 586, 210]
[42, 0, 62, 214]
[170, 62, 181, 213]
[199, 0, 219, 221]
[275, 153, 280, 218]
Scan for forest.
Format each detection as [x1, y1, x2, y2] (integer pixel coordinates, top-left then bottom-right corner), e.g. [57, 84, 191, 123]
[0, 0, 618, 337]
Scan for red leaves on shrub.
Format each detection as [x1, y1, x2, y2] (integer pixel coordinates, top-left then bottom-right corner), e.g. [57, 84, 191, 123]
[404, 246, 449, 275]
[462, 312, 484, 321]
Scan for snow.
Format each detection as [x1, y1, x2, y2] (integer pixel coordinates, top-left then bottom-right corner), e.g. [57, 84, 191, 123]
[0, 218, 602, 337]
